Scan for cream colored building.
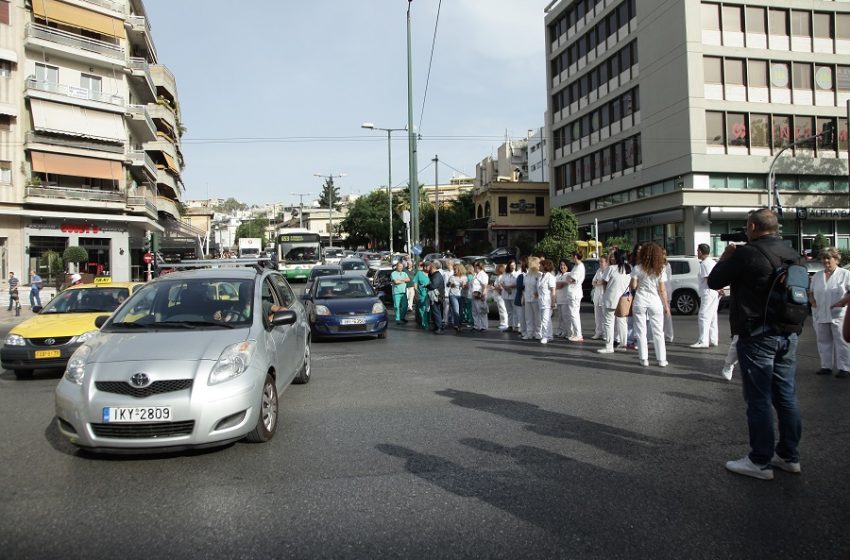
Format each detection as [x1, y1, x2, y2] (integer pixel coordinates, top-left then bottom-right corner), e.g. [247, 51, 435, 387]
[0, 0, 195, 282]
[279, 207, 349, 246]
[546, 0, 850, 255]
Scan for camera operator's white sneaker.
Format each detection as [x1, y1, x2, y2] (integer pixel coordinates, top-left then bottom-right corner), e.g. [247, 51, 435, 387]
[725, 456, 773, 480]
[770, 454, 801, 474]
[721, 364, 734, 381]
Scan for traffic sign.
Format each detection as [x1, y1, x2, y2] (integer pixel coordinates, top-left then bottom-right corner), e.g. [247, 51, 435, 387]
[402, 210, 411, 224]
[412, 244, 422, 256]
[143, 252, 153, 264]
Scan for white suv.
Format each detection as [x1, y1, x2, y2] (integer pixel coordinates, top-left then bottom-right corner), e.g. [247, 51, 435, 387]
[665, 256, 729, 315]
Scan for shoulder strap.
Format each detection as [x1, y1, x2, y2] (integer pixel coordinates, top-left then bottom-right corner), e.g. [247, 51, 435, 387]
[748, 241, 781, 271]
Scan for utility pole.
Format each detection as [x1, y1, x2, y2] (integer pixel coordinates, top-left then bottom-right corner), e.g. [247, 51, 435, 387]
[292, 193, 311, 229]
[313, 173, 346, 247]
[433, 154, 439, 251]
[406, 0, 420, 252]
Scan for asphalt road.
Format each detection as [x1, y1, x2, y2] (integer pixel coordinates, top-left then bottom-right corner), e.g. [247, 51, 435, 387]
[0, 307, 847, 559]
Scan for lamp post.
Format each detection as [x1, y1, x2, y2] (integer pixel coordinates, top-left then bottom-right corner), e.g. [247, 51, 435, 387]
[362, 123, 405, 254]
[292, 193, 311, 229]
[406, 0, 420, 252]
[313, 173, 346, 247]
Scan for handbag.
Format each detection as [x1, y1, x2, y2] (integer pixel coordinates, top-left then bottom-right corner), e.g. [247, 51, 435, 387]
[615, 291, 633, 317]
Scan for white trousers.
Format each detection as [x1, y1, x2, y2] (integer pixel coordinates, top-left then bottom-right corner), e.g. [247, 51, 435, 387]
[603, 308, 628, 351]
[697, 290, 719, 345]
[496, 297, 509, 329]
[593, 302, 606, 337]
[556, 303, 570, 337]
[524, 301, 540, 338]
[566, 296, 582, 338]
[663, 312, 674, 342]
[814, 321, 850, 371]
[633, 303, 667, 363]
[406, 286, 415, 311]
[514, 302, 525, 332]
[538, 303, 553, 339]
[472, 298, 489, 330]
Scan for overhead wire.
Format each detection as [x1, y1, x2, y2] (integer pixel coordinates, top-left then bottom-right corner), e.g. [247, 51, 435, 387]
[417, 0, 442, 134]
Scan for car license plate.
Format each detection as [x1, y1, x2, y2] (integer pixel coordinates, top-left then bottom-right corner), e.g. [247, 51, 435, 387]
[34, 349, 61, 359]
[102, 407, 172, 423]
[340, 318, 366, 325]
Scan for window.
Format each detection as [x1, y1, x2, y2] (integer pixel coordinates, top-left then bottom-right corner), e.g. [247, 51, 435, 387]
[791, 11, 811, 37]
[772, 115, 791, 147]
[271, 274, 296, 308]
[80, 74, 101, 93]
[35, 63, 58, 83]
[770, 62, 790, 88]
[815, 66, 833, 91]
[706, 111, 725, 145]
[750, 114, 770, 148]
[612, 143, 623, 172]
[702, 3, 720, 31]
[792, 63, 812, 90]
[0, 1, 8, 25]
[624, 138, 635, 167]
[727, 113, 748, 146]
[722, 5, 742, 32]
[0, 114, 10, 131]
[817, 117, 836, 151]
[839, 67, 850, 91]
[813, 13, 832, 39]
[748, 60, 767, 87]
[838, 14, 850, 41]
[794, 115, 814, 142]
[634, 135, 642, 166]
[0, 161, 10, 183]
[746, 6, 766, 34]
[704, 56, 722, 83]
[535, 197, 545, 217]
[725, 59, 744, 85]
[622, 90, 633, 117]
[769, 9, 789, 36]
[0, 60, 9, 78]
[498, 196, 507, 217]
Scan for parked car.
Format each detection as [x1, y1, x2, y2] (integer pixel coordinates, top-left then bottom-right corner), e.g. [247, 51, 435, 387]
[462, 256, 496, 274]
[367, 266, 395, 305]
[806, 260, 824, 277]
[664, 256, 729, 315]
[2, 281, 145, 379]
[487, 247, 518, 265]
[54, 265, 311, 452]
[581, 258, 600, 302]
[340, 258, 370, 276]
[363, 253, 383, 269]
[305, 264, 343, 293]
[304, 275, 388, 339]
[422, 252, 455, 264]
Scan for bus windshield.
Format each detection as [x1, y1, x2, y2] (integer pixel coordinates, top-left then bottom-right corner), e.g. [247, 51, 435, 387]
[283, 245, 319, 263]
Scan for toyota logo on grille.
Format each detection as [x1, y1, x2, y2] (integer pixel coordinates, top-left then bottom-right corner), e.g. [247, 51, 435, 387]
[44, 338, 56, 346]
[130, 373, 150, 387]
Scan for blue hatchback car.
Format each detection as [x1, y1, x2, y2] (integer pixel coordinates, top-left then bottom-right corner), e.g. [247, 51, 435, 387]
[304, 275, 388, 340]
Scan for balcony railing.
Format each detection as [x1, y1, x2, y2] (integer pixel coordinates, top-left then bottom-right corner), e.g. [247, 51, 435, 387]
[127, 150, 156, 174]
[26, 131, 125, 154]
[127, 57, 156, 96]
[126, 15, 150, 34]
[26, 23, 125, 60]
[126, 104, 156, 133]
[26, 185, 125, 204]
[127, 195, 158, 215]
[26, 77, 124, 106]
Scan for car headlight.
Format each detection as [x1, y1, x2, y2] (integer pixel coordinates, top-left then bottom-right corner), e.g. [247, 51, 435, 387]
[74, 330, 100, 344]
[314, 305, 331, 316]
[372, 302, 386, 314]
[64, 345, 92, 385]
[4, 333, 25, 346]
[209, 341, 256, 385]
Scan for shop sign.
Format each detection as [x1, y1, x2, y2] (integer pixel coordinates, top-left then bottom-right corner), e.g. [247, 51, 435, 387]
[806, 208, 850, 219]
[509, 199, 536, 214]
[60, 224, 101, 234]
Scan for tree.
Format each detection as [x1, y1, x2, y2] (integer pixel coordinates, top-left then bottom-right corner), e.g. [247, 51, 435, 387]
[42, 250, 64, 287]
[235, 218, 268, 248]
[213, 197, 247, 214]
[62, 246, 88, 273]
[811, 233, 830, 258]
[317, 178, 341, 211]
[604, 235, 632, 252]
[340, 188, 404, 250]
[534, 208, 578, 264]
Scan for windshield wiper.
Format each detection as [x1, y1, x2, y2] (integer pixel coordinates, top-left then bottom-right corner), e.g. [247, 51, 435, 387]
[108, 322, 148, 329]
[152, 320, 235, 329]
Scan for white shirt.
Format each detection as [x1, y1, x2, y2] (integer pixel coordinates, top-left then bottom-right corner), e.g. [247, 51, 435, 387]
[602, 266, 631, 309]
[567, 261, 585, 299]
[524, 272, 539, 303]
[446, 273, 461, 298]
[555, 272, 570, 304]
[591, 266, 607, 305]
[811, 267, 850, 324]
[632, 265, 667, 308]
[498, 272, 516, 300]
[698, 258, 716, 293]
[538, 272, 555, 306]
[472, 270, 489, 295]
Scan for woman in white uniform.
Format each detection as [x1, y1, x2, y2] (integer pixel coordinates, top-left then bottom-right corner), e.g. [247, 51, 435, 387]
[523, 257, 541, 340]
[597, 250, 631, 354]
[555, 259, 571, 338]
[537, 259, 557, 344]
[809, 247, 850, 378]
[565, 252, 586, 341]
[590, 256, 609, 339]
[471, 261, 490, 332]
[630, 242, 670, 367]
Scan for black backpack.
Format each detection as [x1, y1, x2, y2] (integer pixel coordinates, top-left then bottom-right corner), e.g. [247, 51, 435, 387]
[751, 244, 809, 335]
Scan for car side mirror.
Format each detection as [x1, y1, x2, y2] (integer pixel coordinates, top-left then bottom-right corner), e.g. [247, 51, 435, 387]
[271, 309, 297, 326]
[94, 315, 110, 328]
[301, 292, 312, 301]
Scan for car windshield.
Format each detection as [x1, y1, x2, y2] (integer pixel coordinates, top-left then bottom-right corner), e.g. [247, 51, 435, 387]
[325, 249, 344, 257]
[341, 260, 367, 271]
[41, 287, 131, 314]
[314, 278, 374, 298]
[106, 278, 255, 329]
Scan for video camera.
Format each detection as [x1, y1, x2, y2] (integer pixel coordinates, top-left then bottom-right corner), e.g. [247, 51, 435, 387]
[719, 228, 748, 243]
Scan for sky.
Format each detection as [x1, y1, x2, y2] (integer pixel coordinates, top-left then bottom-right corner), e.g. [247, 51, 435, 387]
[143, 0, 551, 206]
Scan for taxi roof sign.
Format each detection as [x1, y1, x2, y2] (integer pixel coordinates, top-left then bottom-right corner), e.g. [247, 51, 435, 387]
[93, 277, 112, 285]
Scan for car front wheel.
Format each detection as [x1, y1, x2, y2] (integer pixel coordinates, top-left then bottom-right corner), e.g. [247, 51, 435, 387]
[293, 341, 311, 384]
[673, 290, 699, 315]
[245, 373, 278, 443]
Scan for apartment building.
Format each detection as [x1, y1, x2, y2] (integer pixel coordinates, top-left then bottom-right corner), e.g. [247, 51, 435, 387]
[0, 0, 193, 282]
[546, 0, 850, 256]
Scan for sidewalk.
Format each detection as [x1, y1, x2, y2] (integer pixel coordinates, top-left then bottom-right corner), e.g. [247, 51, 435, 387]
[0, 287, 58, 327]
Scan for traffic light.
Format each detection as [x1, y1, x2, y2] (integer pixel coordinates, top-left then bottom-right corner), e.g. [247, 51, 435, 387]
[143, 231, 151, 252]
[820, 122, 835, 146]
[150, 232, 160, 254]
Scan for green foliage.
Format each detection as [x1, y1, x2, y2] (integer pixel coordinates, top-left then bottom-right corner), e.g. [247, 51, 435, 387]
[604, 235, 632, 252]
[62, 246, 88, 264]
[533, 208, 578, 263]
[811, 233, 830, 258]
[840, 249, 850, 267]
[235, 218, 268, 247]
[213, 197, 248, 214]
[42, 250, 64, 284]
[512, 233, 536, 257]
[317, 179, 342, 211]
[340, 188, 400, 249]
[420, 191, 475, 252]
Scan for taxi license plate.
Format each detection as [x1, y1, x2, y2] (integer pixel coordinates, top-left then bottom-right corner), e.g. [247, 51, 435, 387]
[102, 407, 172, 423]
[35, 349, 61, 359]
[340, 318, 366, 325]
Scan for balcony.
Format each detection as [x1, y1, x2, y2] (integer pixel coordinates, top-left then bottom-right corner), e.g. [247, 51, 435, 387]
[150, 64, 177, 103]
[25, 185, 126, 210]
[156, 168, 179, 198]
[25, 23, 125, 64]
[80, 0, 127, 14]
[126, 150, 157, 181]
[146, 137, 179, 167]
[127, 195, 157, 218]
[156, 195, 180, 219]
[25, 77, 124, 113]
[127, 57, 157, 103]
[125, 104, 157, 142]
[148, 102, 178, 135]
[26, 131, 125, 154]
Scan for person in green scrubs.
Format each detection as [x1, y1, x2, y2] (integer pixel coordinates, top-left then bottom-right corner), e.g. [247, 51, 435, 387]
[390, 261, 410, 324]
[413, 261, 431, 329]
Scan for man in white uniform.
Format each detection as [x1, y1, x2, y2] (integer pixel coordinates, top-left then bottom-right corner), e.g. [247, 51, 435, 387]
[691, 243, 719, 348]
[565, 252, 586, 341]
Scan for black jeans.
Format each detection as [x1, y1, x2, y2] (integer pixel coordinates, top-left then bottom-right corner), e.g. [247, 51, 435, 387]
[430, 297, 444, 331]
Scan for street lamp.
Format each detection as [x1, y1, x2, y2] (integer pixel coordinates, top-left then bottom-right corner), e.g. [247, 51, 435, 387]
[292, 193, 311, 229]
[362, 122, 405, 253]
[313, 173, 346, 247]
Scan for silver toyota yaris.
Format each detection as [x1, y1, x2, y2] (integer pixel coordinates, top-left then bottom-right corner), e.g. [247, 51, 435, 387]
[54, 265, 311, 452]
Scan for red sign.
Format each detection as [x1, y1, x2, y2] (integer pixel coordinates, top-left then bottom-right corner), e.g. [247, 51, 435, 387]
[60, 224, 100, 234]
[143, 252, 153, 264]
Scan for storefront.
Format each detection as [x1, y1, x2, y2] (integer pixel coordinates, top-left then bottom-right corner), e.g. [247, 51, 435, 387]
[596, 209, 686, 255]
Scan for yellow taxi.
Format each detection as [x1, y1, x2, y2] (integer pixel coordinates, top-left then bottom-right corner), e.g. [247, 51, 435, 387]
[1, 279, 145, 379]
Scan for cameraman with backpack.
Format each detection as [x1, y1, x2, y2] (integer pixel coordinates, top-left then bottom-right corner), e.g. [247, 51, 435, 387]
[708, 208, 805, 481]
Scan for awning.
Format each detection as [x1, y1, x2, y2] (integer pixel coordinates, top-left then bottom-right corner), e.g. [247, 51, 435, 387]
[31, 151, 123, 181]
[32, 0, 126, 39]
[0, 48, 17, 63]
[162, 152, 179, 174]
[0, 102, 17, 117]
[30, 99, 125, 142]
